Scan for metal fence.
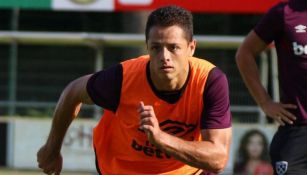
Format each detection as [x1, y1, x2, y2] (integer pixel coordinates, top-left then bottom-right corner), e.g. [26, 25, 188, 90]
[0, 31, 278, 124]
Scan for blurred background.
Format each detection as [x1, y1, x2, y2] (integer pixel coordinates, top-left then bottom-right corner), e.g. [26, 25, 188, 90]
[0, 0, 281, 174]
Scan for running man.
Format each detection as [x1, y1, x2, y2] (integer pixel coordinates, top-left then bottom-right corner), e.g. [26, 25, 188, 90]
[236, 0, 307, 174]
[37, 6, 232, 175]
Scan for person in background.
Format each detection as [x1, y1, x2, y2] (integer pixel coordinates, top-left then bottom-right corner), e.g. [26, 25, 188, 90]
[234, 129, 273, 175]
[236, 0, 307, 174]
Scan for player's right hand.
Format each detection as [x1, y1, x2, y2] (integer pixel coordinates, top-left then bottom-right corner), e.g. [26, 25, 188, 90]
[260, 100, 297, 126]
[137, 101, 162, 145]
[37, 144, 63, 175]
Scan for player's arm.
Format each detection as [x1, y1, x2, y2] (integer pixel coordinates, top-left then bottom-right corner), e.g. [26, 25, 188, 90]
[37, 64, 122, 175]
[139, 107, 231, 173]
[45, 75, 94, 151]
[37, 75, 93, 175]
[235, 31, 271, 109]
[139, 103, 230, 173]
[235, 31, 296, 125]
[163, 127, 231, 173]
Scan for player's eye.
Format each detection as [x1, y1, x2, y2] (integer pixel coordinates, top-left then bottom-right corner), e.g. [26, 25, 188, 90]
[150, 45, 160, 51]
[169, 45, 180, 52]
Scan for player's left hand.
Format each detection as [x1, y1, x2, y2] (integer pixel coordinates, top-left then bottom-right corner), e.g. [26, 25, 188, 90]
[137, 101, 161, 144]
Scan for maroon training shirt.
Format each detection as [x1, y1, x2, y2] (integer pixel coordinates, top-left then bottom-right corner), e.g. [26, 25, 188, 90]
[254, 0, 307, 125]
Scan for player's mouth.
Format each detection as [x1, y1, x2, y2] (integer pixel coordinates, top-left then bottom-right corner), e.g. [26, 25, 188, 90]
[160, 65, 174, 72]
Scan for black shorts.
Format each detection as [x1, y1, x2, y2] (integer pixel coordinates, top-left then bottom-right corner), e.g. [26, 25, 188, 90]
[270, 125, 307, 175]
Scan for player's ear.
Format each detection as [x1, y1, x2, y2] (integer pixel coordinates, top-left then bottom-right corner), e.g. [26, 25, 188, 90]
[146, 41, 149, 51]
[189, 39, 196, 56]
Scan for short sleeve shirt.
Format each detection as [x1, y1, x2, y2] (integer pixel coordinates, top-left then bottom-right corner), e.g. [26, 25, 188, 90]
[254, 1, 307, 124]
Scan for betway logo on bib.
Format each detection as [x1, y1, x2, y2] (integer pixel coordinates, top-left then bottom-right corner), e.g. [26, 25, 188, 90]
[131, 119, 197, 159]
[293, 42, 307, 55]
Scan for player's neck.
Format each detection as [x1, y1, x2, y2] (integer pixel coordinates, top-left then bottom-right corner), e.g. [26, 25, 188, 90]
[154, 77, 185, 91]
[151, 66, 189, 92]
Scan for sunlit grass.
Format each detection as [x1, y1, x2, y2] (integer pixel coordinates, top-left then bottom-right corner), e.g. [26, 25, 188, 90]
[0, 169, 94, 175]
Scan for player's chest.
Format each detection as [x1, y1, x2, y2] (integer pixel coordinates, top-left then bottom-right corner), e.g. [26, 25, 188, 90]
[284, 6, 307, 44]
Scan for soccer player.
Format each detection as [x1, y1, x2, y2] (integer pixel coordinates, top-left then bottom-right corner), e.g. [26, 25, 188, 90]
[236, 0, 307, 174]
[37, 6, 232, 175]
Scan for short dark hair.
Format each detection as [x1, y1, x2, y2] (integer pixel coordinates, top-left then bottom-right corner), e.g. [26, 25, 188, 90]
[145, 5, 193, 42]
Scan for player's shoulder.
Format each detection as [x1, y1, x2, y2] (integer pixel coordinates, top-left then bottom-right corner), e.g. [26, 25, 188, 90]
[120, 55, 149, 71]
[208, 67, 227, 83]
[267, 2, 287, 15]
[188, 57, 217, 79]
[121, 55, 149, 64]
[189, 56, 215, 68]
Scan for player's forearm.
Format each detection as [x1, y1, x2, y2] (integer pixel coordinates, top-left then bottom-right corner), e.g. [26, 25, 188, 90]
[236, 50, 271, 106]
[45, 80, 84, 153]
[236, 31, 272, 107]
[154, 131, 228, 173]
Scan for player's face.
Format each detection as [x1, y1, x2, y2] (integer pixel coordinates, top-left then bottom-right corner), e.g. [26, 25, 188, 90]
[246, 134, 264, 159]
[147, 25, 196, 83]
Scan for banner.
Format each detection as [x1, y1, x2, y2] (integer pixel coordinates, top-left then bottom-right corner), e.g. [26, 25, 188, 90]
[0, 0, 50, 9]
[0, 0, 282, 13]
[8, 118, 96, 171]
[52, 0, 114, 11]
[114, 0, 281, 13]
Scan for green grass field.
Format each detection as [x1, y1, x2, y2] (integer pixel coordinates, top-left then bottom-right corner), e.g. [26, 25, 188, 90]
[0, 168, 94, 175]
